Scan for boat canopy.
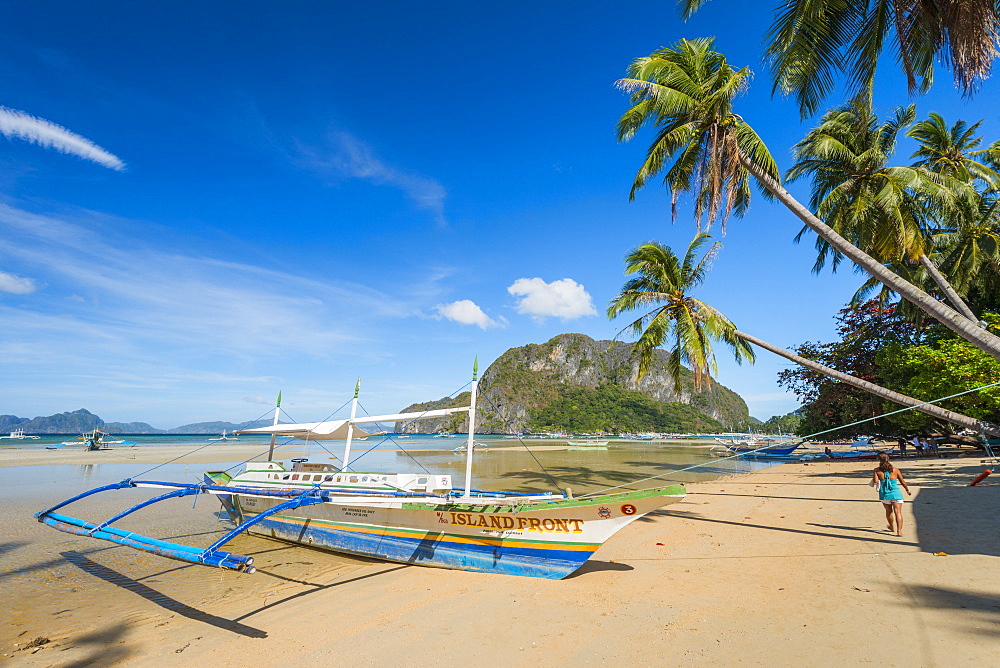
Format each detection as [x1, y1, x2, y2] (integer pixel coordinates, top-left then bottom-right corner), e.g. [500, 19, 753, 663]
[235, 406, 470, 441]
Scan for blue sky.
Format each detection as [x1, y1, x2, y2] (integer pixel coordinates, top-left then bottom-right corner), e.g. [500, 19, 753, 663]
[0, 1, 996, 427]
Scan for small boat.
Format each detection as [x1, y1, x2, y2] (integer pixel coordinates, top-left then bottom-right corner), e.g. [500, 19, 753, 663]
[208, 429, 239, 442]
[46, 429, 136, 450]
[715, 436, 801, 456]
[454, 442, 488, 452]
[0, 428, 39, 440]
[567, 441, 610, 450]
[435, 432, 455, 438]
[36, 367, 686, 579]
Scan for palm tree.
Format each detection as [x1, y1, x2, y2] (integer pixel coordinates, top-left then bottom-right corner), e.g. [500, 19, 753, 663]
[908, 112, 1000, 184]
[606, 234, 754, 389]
[908, 112, 1000, 320]
[609, 235, 998, 434]
[786, 100, 981, 323]
[615, 38, 1000, 359]
[679, 0, 1000, 117]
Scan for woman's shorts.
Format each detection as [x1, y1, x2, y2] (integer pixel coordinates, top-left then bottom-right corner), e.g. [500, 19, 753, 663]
[881, 499, 904, 505]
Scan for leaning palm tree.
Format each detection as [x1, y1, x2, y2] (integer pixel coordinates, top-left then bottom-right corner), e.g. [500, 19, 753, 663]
[606, 234, 754, 389]
[616, 38, 1000, 359]
[680, 0, 1000, 117]
[787, 101, 982, 323]
[609, 234, 998, 434]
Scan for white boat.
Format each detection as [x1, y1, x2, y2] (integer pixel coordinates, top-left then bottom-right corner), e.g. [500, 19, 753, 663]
[208, 430, 239, 442]
[0, 428, 39, 440]
[46, 429, 136, 450]
[36, 368, 686, 579]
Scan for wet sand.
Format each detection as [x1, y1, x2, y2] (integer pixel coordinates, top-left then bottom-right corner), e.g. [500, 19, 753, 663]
[2, 454, 998, 666]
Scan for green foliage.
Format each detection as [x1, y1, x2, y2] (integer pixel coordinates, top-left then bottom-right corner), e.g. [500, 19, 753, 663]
[526, 384, 723, 433]
[878, 313, 1000, 424]
[759, 410, 803, 434]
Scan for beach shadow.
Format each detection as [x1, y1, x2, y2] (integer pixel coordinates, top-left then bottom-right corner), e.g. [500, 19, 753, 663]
[232, 565, 408, 621]
[807, 522, 896, 535]
[59, 622, 132, 667]
[61, 551, 267, 638]
[563, 560, 634, 579]
[890, 584, 1000, 638]
[648, 508, 916, 548]
[0, 541, 27, 556]
[911, 483, 1000, 558]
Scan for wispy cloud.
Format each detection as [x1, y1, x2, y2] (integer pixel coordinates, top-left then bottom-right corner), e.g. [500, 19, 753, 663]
[435, 299, 505, 330]
[507, 278, 597, 321]
[0, 203, 419, 421]
[0, 106, 125, 171]
[301, 131, 447, 227]
[0, 270, 36, 294]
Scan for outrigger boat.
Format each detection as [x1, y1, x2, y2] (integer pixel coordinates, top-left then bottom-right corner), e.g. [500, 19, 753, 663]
[1, 428, 39, 440]
[208, 429, 239, 442]
[35, 366, 686, 579]
[46, 429, 137, 450]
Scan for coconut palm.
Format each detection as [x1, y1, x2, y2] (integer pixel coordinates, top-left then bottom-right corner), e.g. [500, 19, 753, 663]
[606, 234, 754, 389]
[786, 100, 981, 323]
[615, 38, 1000, 359]
[679, 0, 1000, 117]
[908, 112, 1000, 184]
[609, 235, 997, 434]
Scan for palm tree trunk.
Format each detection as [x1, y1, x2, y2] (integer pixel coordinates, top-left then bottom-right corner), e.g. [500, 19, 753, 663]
[739, 156, 1000, 361]
[734, 329, 1000, 437]
[917, 253, 980, 324]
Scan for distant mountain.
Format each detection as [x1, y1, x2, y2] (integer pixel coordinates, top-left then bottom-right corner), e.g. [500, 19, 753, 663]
[167, 419, 273, 434]
[0, 410, 273, 434]
[103, 421, 163, 434]
[397, 333, 752, 434]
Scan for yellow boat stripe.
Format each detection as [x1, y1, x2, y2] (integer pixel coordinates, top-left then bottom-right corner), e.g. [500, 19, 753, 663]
[264, 514, 600, 552]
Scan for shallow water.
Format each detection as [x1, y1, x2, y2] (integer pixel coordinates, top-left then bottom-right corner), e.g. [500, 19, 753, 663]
[0, 437, 784, 649]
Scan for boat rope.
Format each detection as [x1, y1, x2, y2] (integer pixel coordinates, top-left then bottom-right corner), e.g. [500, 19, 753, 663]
[579, 378, 1000, 498]
[329, 383, 475, 474]
[477, 391, 562, 490]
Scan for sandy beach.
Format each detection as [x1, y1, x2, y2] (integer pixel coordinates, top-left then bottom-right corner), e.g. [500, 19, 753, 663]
[2, 453, 998, 666]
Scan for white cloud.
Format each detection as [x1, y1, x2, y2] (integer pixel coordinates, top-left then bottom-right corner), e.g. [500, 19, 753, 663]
[301, 131, 447, 226]
[0, 106, 125, 170]
[435, 299, 504, 330]
[0, 270, 36, 294]
[507, 278, 597, 321]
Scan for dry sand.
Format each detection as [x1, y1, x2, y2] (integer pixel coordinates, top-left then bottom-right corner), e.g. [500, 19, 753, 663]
[2, 454, 998, 666]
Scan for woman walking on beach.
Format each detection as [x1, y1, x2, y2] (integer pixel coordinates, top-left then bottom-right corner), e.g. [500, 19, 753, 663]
[872, 452, 911, 536]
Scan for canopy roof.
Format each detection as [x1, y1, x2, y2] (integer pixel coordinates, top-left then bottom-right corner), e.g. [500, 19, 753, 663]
[235, 406, 470, 441]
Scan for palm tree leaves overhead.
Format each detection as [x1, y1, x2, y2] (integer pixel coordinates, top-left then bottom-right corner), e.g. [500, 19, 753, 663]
[615, 38, 779, 231]
[681, 1, 1000, 118]
[607, 234, 754, 389]
[786, 99, 974, 272]
[908, 112, 1000, 185]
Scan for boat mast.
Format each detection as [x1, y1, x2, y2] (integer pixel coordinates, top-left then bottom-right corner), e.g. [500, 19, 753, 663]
[341, 378, 361, 471]
[266, 391, 282, 461]
[463, 357, 478, 498]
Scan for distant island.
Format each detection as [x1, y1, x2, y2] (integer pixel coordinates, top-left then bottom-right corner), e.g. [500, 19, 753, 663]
[397, 333, 756, 434]
[4, 335, 768, 436]
[0, 409, 270, 435]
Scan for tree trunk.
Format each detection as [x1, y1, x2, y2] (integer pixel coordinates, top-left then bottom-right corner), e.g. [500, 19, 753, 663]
[734, 329, 1000, 437]
[740, 157, 1000, 361]
[918, 253, 980, 324]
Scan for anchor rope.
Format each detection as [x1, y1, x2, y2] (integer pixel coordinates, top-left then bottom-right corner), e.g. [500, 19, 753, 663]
[578, 379, 1000, 498]
[477, 391, 562, 490]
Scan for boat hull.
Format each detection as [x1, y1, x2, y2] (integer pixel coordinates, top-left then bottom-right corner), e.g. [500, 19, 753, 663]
[223, 486, 684, 579]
